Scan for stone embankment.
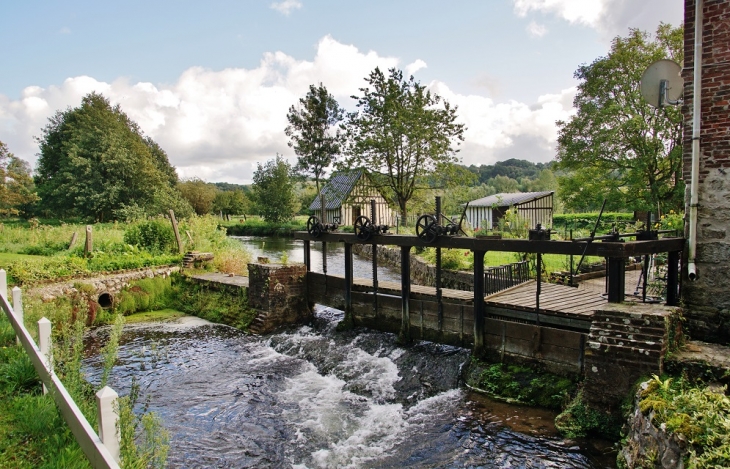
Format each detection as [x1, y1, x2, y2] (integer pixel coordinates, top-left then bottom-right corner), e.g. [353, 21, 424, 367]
[26, 266, 179, 305]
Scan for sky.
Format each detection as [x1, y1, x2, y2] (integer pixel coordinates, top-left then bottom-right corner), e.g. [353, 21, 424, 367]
[0, 0, 683, 185]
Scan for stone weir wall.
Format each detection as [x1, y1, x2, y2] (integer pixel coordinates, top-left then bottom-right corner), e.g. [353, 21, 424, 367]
[246, 263, 312, 334]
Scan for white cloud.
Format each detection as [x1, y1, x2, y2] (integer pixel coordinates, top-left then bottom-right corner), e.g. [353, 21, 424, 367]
[270, 0, 302, 16]
[512, 0, 683, 39]
[0, 36, 575, 184]
[405, 59, 427, 77]
[526, 21, 548, 38]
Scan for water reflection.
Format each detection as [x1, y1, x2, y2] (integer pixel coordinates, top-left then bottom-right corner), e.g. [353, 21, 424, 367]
[231, 235, 401, 282]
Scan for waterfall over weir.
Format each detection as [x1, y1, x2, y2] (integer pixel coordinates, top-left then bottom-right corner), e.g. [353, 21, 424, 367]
[84, 306, 614, 468]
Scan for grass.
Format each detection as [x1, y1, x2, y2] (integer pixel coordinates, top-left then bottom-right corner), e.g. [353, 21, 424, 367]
[124, 309, 187, 323]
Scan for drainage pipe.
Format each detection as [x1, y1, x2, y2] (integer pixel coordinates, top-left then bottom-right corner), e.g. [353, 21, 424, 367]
[688, 0, 703, 281]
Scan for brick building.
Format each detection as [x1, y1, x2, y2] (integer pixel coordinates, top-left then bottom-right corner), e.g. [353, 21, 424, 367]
[682, 0, 730, 342]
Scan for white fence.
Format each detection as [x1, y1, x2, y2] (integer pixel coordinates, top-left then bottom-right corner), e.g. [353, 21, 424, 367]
[0, 269, 121, 469]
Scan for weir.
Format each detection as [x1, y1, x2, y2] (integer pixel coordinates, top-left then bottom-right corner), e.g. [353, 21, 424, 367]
[292, 230, 684, 406]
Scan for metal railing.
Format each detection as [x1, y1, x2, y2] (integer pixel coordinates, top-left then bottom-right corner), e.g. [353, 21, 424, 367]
[0, 269, 121, 469]
[484, 260, 532, 295]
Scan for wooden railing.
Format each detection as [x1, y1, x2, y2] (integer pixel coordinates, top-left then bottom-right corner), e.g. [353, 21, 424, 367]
[0, 269, 121, 469]
[484, 260, 532, 295]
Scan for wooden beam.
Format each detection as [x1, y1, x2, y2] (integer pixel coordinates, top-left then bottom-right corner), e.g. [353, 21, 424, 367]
[293, 232, 684, 257]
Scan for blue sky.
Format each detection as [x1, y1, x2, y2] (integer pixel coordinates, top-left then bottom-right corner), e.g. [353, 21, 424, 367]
[0, 0, 683, 184]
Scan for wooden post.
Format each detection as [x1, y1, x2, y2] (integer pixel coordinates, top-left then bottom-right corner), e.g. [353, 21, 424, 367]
[607, 257, 626, 303]
[435, 196, 443, 330]
[666, 250, 680, 306]
[12, 286, 23, 345]
[84, 225, 93, 257]
[185, 230, 194, 246]
[38, 318, 52, 394]
[473, 250, 486, 356]
[303, 240, 311, 271]
[96, 386, 121, 463]
[68, 232, 78, 250]
[399, 246, 412, 344]
[169, 210, 184, 254]
[344, 243, 353, 325]
[0, 268, 6, 300]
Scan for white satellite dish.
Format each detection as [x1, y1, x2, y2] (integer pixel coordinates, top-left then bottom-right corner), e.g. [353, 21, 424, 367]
[640, 59, 684, 108]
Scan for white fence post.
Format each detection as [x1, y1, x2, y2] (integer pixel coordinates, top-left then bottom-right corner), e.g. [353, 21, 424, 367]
[96, 386, 121, 463]
[38, 317, 52, 395]
[12, 286, 23, 345]
[0, 269, 6, 300]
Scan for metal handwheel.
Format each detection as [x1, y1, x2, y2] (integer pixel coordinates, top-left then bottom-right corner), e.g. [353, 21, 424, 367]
[354, 215, 373, 241]
[306, 216, 321, 237]
[416, 214, 438, 244]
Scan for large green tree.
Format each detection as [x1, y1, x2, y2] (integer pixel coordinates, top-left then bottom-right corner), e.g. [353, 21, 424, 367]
[0, 141, 38, 217]
[178, 178, 218, 215]
[555, 24, 684, 213]
[35, 93, 192, 221]
[251, 154, 297, 223]
[285, 83, 345, 194]
[344, 67, 466, 221]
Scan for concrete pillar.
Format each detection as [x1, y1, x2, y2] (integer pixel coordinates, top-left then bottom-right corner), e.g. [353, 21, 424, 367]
[96, 386, 120, 463]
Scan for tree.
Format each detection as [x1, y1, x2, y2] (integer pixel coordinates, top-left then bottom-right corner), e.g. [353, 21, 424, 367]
[344, 67, 466, 221]
[35, 93, 192, 221]
[251, 154, 297, 223]
[285, 83, 345, 194]
[212, 189, 249, 218]
[178, 178, 218, 215]
[0, 141, 38, 217]
[555, 24, 684, 213]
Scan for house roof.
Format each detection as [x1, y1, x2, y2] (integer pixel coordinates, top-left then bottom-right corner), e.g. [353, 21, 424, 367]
[466, 191, 554, 207]
[309, 170, 364, 210]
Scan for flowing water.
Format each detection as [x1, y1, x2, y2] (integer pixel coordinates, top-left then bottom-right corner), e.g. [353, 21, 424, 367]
[84, 307, 616, 468]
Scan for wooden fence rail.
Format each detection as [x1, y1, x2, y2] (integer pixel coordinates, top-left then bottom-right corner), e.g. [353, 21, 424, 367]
[0, 269, 121, 469]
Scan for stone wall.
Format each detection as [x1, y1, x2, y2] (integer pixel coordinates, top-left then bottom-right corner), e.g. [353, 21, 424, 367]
[27, 266, 179, 304]
[247, 263, 311, 334]
[583, 303, 675, 409]
[682, 0, 730, 343]
[619, 384, 686, 469]
[352, 243, 476, 290]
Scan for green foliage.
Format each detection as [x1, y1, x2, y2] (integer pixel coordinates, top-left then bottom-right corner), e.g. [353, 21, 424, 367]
[555, 24, 685, 213]
[171, 276, 256, 330]
[34, 92, 190, 221]
[115, 276, 174, 316]
[467, 360, 575, 411]
[552, 212, 636, 233]
[100, 315, 124, 388]
[639, 375, 730, 468]
[0, 346, 40, 394]
[117, 379, 170, 469]
[251, 155, 298, 223]
[220, 216, 307, 236]
[178, 178, 218, 215]
[123, 218, 176, 253]
[344, 67, 466, 220]
[286, 83, 345, 194]
[555, 390, 622, 439]
[212, 189, 249, 218]
[420, 247, 471, 271]
[0, 141, 39, 217]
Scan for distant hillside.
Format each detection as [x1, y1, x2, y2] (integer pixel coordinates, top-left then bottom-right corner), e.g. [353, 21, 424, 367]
[466, 159, 552, 185]
[213, 182, 251, 193]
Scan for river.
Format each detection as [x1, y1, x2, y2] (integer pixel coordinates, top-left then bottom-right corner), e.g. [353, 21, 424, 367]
[81, 236, 616, 468]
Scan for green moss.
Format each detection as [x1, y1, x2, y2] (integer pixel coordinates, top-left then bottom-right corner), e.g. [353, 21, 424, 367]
[554, 391, 622, 439]
[170, 276, 256, 331]
[466, 359, 575, 411]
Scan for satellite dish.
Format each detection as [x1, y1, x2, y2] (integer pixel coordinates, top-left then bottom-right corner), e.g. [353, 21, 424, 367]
[640, 59, 684, 108]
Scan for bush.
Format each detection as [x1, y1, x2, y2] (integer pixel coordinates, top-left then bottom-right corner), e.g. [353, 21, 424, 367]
[115, 276, 173, 316]
[123, 219, 176, 253]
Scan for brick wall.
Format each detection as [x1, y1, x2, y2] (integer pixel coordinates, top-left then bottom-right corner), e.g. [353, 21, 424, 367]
[247, 263, 311, 333]
[682, 0, 730, 342]
[583, 304, 673, 409]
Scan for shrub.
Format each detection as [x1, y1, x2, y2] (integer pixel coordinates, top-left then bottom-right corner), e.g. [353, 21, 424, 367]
[123, 219, 176, 253]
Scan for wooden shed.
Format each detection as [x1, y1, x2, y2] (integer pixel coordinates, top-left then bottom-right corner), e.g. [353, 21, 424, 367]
[309, 170, 395, 226]
[464, 191, 554, 231]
